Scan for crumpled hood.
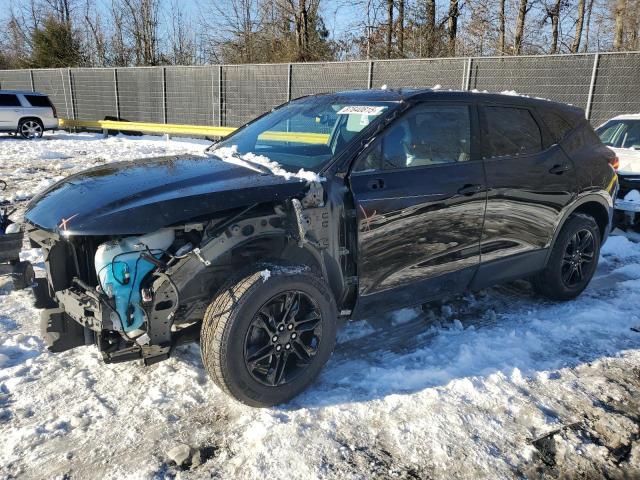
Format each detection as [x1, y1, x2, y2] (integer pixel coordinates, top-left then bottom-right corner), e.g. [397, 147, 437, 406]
[25, 154, 307, 235]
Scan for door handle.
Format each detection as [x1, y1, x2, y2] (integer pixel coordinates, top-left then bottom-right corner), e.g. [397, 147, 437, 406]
[457, 184, 484, 196]
[367, 178, 385, 190]
[549, 163, 571, 175]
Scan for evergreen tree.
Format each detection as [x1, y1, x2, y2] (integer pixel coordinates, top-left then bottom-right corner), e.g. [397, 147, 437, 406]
[30, 16, 83, 68]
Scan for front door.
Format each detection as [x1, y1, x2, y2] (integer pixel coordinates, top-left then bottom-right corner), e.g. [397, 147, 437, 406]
[348, 102, 487, 317]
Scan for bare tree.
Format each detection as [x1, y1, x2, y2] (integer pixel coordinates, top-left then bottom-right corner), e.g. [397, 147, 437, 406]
[168, 0, 196, 65]
[545, 0, 562, 54]
[448, 0, 459, 55]
[582, 0, 594, 52]
[571, 0, 585, 52]
[498, 0, 506, 54]
[397, 0, 404, 55]
[386, 0, 393, 58]
[120, 0, 160, 65]
[514, 0, 528, 54]
[613, 0, 626, 51]
[83, 4, 107, 66]
[425, 0, 436, 55]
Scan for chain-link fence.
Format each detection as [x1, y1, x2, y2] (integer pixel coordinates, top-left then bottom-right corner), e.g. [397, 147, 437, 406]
[1, 52, 638, 128]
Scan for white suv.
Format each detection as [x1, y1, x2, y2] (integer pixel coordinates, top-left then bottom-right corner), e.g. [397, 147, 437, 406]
[0, 90, 59, 139]
[596, 114, 640, 227]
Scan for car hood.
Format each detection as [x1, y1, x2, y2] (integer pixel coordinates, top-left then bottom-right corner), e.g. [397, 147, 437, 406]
[24, 154, 308, 235]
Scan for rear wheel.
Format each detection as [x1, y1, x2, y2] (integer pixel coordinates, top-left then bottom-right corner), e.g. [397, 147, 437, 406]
[200, 265, 337, 407]
[18, 119, 44, 139]
[533, 214, 600, 301]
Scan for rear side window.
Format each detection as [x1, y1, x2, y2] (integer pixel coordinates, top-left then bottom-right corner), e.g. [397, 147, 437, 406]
[483, 106, 542, 158]
[24, 95, 52, 108]
[0, 94, 21, 107]
[539, 109, 573, 143]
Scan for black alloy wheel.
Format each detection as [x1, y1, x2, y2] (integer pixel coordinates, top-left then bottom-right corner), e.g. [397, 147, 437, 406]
[561, 229, 596, 288]
[200, 266, 337, 407]
[244, 290, 322, 387]
[532, 213, 601, 301]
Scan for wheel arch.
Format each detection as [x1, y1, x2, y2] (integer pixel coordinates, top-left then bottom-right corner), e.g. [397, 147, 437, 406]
[545, 193, 612, 264]
[18, 116, 44, 126]
[229, 233, 344, 304]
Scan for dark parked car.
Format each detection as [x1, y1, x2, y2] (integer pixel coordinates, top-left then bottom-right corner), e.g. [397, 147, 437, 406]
[25, 89, 617, 406]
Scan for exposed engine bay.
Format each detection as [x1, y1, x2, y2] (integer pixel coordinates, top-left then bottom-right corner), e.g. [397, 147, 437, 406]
[27, 180, 351, 366]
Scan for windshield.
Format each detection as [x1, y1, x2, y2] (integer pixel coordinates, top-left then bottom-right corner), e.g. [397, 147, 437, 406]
[207, 97, 397, 172]
[596, 119, 640, 149]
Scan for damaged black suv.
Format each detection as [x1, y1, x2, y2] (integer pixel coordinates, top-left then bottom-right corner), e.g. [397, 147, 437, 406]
[25, 89, 617, 406]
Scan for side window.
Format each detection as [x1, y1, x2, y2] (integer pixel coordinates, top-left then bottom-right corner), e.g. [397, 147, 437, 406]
[354, 104, 471, 172]
[483, 106, 542, 158]
[24, 95, 52, 108]
[0, 94, 21, 107]
[539, 109, 573, 143]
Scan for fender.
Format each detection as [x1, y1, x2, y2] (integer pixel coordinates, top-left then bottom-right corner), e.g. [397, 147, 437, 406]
[544, 189, 614, 265]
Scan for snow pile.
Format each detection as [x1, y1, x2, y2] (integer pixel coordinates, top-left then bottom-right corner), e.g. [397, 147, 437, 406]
[210, 145, 324, 183]
[0, 132, 208, 206]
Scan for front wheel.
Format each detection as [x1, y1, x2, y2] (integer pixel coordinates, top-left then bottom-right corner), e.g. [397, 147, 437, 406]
[200, 265, 337, 407]
[532, 214, 601, 301]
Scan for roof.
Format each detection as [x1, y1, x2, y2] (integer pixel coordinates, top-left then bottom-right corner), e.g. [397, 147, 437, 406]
[301, 88, 584, 115]
[611, 113, 640, 120]
[0, 90, 47, 95]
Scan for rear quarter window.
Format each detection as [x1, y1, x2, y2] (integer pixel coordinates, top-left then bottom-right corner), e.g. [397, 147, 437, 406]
[539, 109, 573, 143]
[24, 95, 52, 108]
[482, 106, 543, 158]
[0, 94, 21, 107]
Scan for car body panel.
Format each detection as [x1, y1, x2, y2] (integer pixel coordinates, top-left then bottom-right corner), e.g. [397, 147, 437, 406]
[350, 161, 487, 316]
[24, 154, 308, 235]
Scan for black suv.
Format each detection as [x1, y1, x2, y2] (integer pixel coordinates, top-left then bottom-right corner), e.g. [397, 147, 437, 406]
[25, 90, 617, 406]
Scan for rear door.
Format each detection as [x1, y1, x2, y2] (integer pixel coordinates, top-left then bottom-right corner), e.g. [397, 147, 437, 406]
[349, 102, 487, 317]
[474, 103, 577, 287]
[0, 93, 22, 130]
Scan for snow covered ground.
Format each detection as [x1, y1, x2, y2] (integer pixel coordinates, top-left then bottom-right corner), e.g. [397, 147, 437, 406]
[1, 131, 639, 479]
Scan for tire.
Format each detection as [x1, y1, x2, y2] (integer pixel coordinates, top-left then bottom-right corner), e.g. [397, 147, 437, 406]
[18, 119, 44, 139]
[200, 265, 337, 407]
[532, 214, 601, 301]
[12, 261, 34, 290]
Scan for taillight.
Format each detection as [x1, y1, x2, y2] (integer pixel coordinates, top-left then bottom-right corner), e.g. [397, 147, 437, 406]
[50, 102, 57, 118]
[609, 156, 619, 171]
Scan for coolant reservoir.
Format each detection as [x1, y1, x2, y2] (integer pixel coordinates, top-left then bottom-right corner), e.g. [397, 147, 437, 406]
[95, 228, 175, 335]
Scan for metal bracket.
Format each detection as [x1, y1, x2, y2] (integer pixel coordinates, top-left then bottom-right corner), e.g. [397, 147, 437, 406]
[192, 247, 211, 266]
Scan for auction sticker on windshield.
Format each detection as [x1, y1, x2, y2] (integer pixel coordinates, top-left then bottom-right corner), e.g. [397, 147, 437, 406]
[337, 106, 387, 115]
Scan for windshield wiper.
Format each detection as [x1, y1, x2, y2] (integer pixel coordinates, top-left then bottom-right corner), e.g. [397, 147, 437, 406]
[238, 155, 273, 174]
[206, 148, 273, 175]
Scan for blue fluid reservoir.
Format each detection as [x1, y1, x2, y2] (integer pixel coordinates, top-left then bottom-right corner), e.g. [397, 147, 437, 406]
[95, 229, 175, 335]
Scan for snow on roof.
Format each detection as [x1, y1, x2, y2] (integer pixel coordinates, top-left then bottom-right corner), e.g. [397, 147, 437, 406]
[612, 113, 640, 120]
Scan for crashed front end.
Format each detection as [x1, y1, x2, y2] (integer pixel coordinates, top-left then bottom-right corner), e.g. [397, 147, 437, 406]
[28, 223, 205, 364]
[26, 181, 331, 366]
